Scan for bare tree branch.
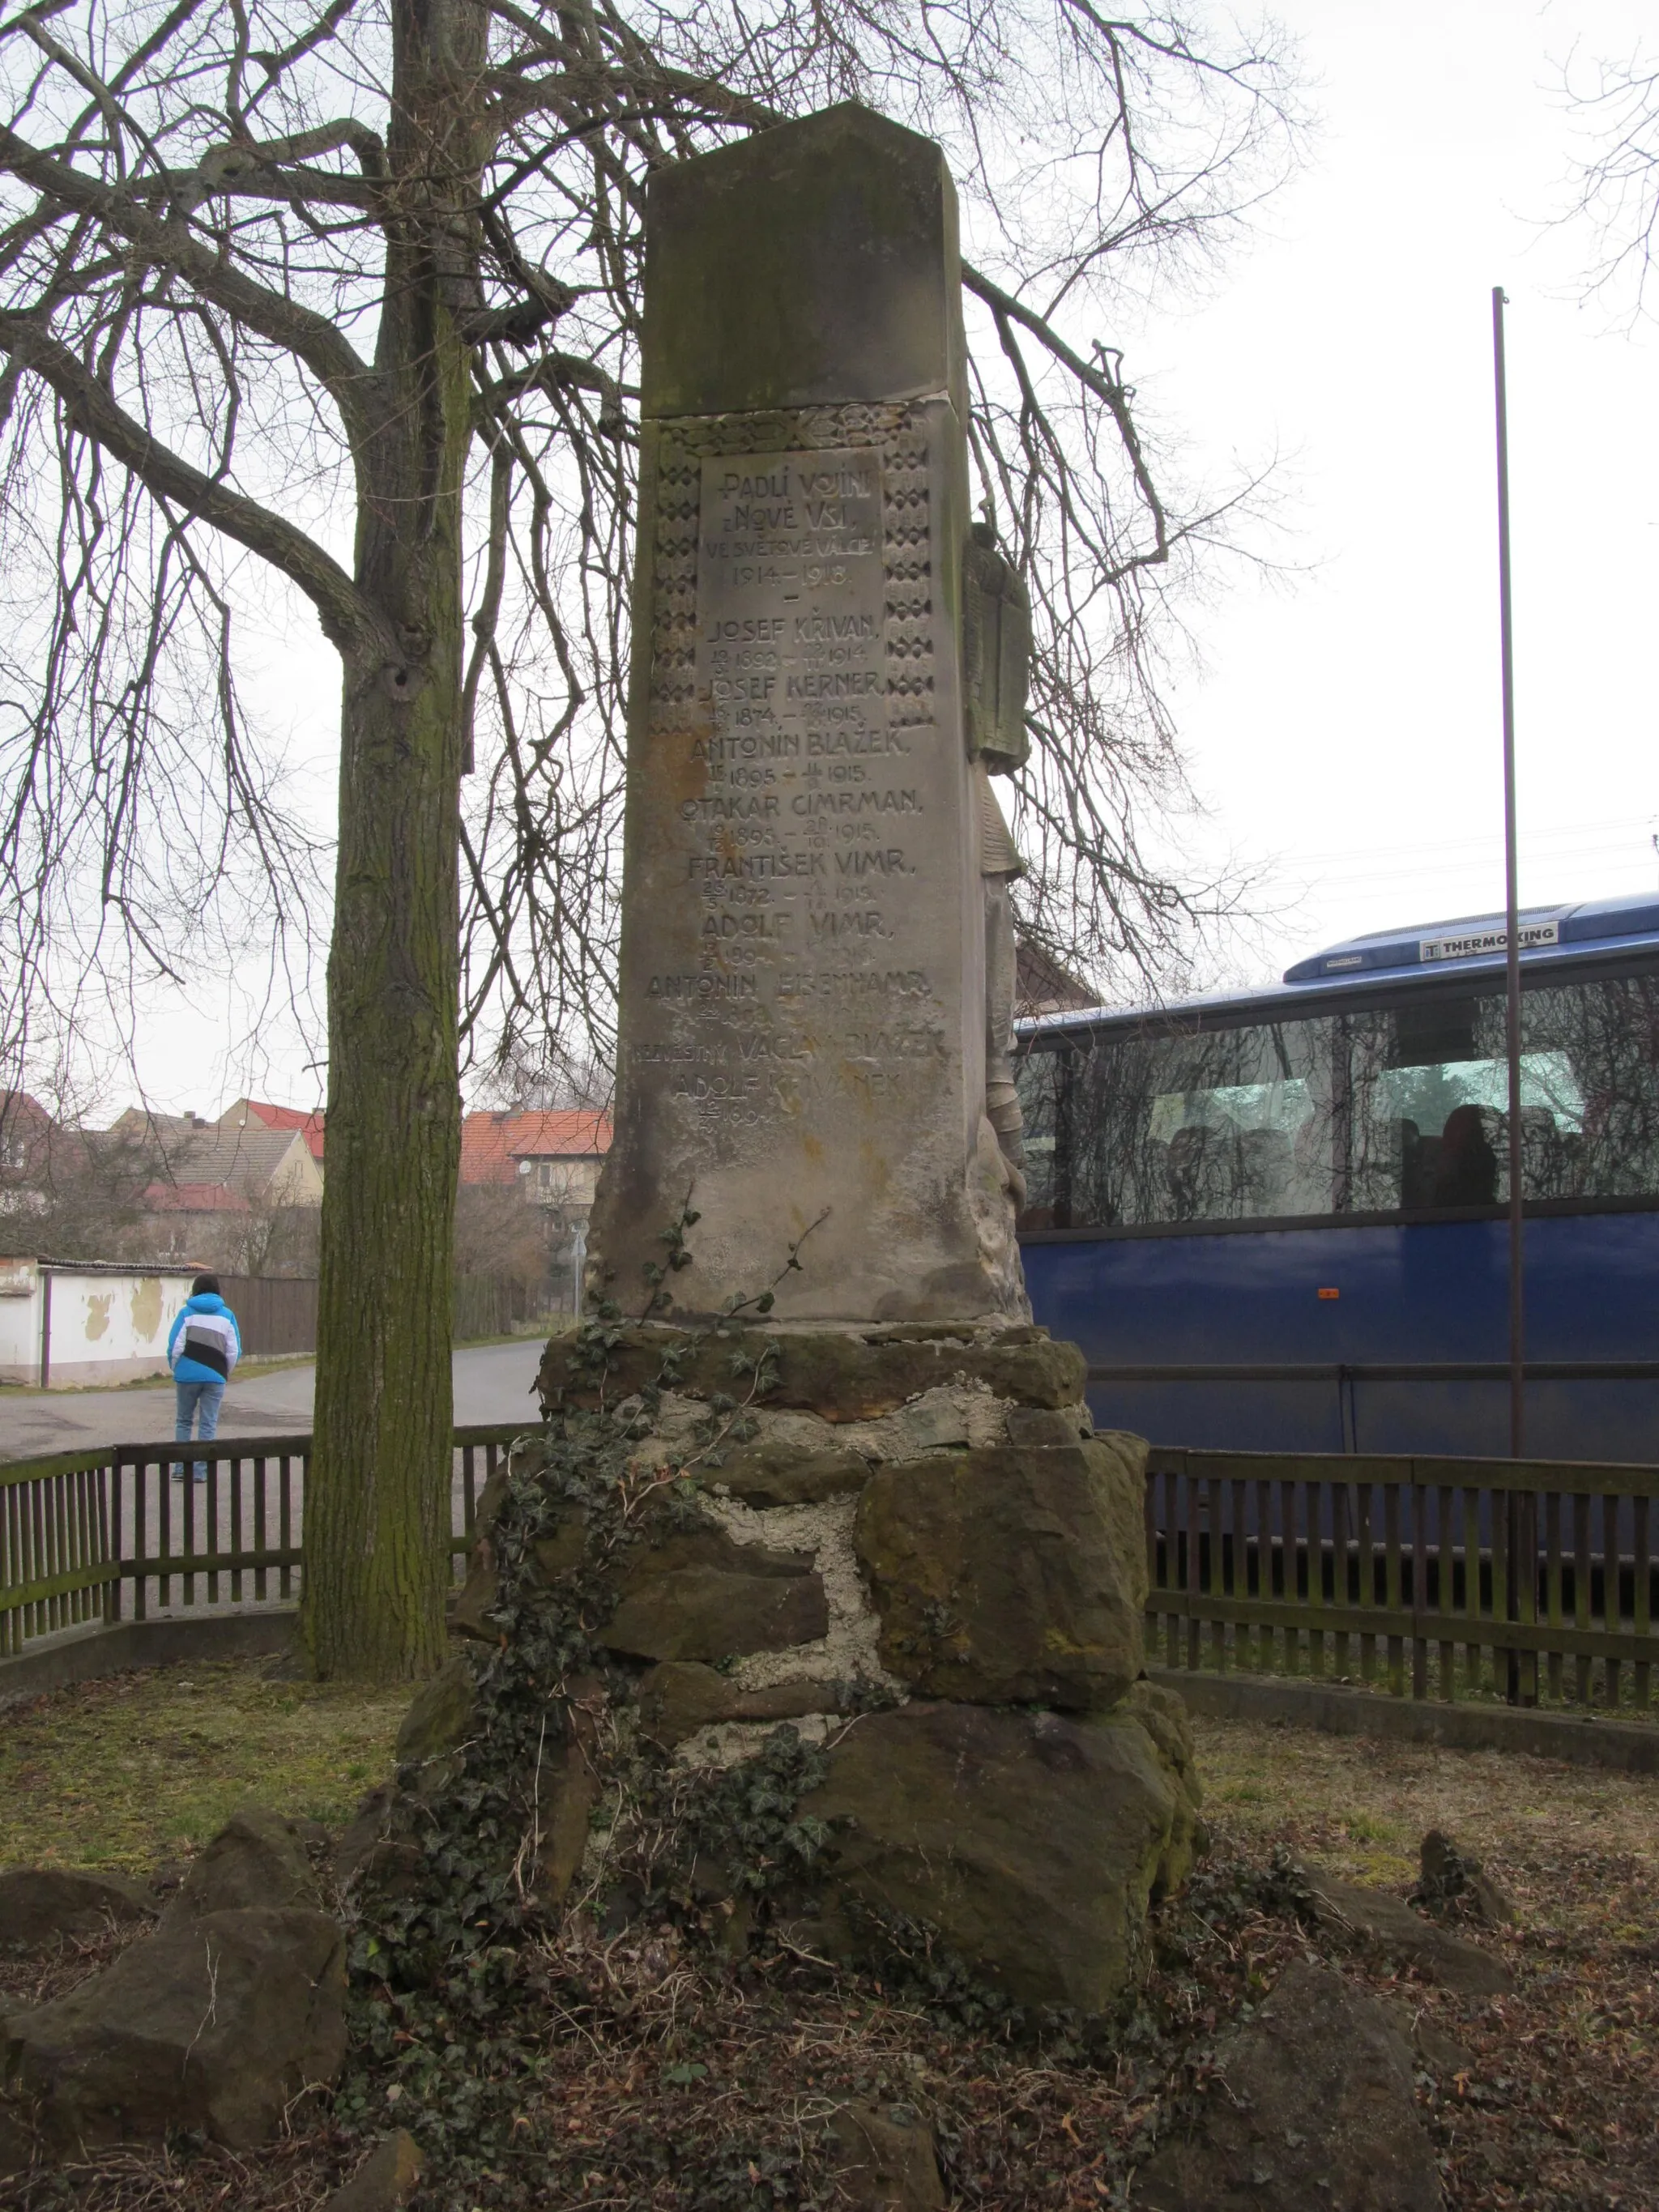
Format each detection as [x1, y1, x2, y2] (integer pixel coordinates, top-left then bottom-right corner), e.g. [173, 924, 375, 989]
[0, 123, 377, 431]
[0, 306, 385, 650]
[1559, 42, 1659, 324]
[0, 0, 1302, 1102]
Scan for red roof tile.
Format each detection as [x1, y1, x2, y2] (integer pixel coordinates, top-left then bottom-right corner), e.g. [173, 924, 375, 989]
[240, 1101, 326, 1159]
[142, 1180, 252, 1214]
[459, 1110, 612, 1185]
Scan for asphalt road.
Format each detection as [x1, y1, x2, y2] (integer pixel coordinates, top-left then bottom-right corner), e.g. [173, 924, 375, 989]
[0, 1339, 546, 1462]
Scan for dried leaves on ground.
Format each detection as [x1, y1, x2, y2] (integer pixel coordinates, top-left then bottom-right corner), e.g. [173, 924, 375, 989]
[3, 1679, 1656, 2212]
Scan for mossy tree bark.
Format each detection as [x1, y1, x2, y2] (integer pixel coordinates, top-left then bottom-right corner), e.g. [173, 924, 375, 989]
[298, 0, 483, 1682]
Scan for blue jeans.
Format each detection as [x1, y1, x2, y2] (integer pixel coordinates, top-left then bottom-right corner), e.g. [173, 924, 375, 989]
[173, 1379, 225, 1481]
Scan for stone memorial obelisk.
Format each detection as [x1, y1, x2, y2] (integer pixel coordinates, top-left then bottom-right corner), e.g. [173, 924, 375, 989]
[588, 102, 1027, 1323]
[535, 109, 1197, 2018]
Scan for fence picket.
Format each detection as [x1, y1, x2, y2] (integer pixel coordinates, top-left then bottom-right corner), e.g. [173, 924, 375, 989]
[1333, 1481, 1351, 1681]
[1384, 1484, 1404, 1696]
[1411, 1483, 1428, 1699]
[1255, 1477, 1272, 1673]
[1604, 1494, 1622, 1709]
[1636, 1494, 1652, 1714]
[1584, 1486, 1601, 1707]
[1185, 1473, 1201, 1672]
[1545, 1489, 1564, 1703]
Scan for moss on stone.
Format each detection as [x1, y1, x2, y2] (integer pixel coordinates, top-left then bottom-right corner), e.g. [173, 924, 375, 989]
[539, 1323, 1087, 1420]
[853, 1442, 1146, 1710]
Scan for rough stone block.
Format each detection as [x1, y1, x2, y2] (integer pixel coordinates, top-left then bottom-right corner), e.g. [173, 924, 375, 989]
[450, 1443, 560, 1637]
[1414, 1828, 1514, 1928]
[468, 1464, 513, 1548]
[447, 1545, 501, 1639]
[1304, 1873, 1512, 1997]
[332, 1785, 402, 1894]
[642, 102, 963, 420]
[638, 1661, 841, 1744]
[799, 1700, 1181, 2013]
[540, 1325, 1087, 1422]
[1411, 2014, 1476, 2079]
[1116, 1680, 1205, 1899]
[164, 1806, 321, 1924]
[843, 1388, 974, 1460]
[825, 2100, 945, 2209]
[714, 1439, 871, 1508]
[0, 1872, 156, 1954]
[394, 1657, 477, 1776]
[531, 1512, 591, 1583]
[854, 1441, 1145, 1709]
[599, 1523, 827, 1663]
[1134, 1961, 1442, 2211]
[1003, 1404, 1092, 1447]
[322, 2129, 424, 2211]
[535, 1673, 604, 1905]
[1, 1905, 347, 2162]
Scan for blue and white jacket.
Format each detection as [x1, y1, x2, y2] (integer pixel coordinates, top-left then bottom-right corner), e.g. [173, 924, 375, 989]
[168, 1294, 241, 1386]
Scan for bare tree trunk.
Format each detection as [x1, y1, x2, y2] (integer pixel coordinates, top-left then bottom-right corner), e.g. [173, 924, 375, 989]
[299, 0, 481, 1682]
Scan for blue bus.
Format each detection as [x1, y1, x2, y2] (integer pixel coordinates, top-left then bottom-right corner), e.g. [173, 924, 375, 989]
[1014, 893, 1659, 1460]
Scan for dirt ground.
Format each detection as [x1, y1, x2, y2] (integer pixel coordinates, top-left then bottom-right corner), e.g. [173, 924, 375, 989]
[2, 1666, 1655, 2211]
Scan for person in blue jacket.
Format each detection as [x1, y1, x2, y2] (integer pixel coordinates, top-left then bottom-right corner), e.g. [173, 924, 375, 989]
[168, 1272, 241, 1481]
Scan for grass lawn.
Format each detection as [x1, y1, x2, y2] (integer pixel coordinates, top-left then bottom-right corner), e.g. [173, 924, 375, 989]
[0, 1659, 408, 1875]
[5, 1657, 1657, 1906]
[2, 1665, 1656, 2210]
[1194, 1707, 1659, 1892]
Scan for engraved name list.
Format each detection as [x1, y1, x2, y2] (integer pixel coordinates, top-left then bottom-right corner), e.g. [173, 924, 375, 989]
[642, 442, 945, 1130]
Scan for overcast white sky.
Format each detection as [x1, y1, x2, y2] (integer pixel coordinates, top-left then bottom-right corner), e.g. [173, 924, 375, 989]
[1138, 0, 1658, 989]
[111, 0, 1659, 1115]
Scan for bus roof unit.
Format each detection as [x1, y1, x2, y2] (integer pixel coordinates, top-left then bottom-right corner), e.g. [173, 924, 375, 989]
[1282, 892, 1659, 984]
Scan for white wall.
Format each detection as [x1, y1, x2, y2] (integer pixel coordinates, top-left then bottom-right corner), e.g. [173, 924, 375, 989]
[0, 1262, 197, 1387]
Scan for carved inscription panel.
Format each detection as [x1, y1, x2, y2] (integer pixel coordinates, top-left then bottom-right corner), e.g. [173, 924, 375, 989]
[635, 422, 957, 1153]
[597, 396, 1018, 1316]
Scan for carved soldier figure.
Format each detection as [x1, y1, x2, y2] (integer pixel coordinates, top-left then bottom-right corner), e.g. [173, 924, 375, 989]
[962, 521, 1033, 1198]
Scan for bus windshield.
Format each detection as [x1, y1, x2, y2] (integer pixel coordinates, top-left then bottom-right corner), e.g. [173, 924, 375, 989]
[1016, 970, 1659, 1230]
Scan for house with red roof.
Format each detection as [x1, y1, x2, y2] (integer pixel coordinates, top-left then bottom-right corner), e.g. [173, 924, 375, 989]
[220, 1097, 326, 1164]
[0, 1091, 58, 1204]
[122, 1120, 324, 1269]
[459, 1109, 611, 1213]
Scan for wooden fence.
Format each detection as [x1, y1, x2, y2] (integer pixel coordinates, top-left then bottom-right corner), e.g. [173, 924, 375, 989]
[203, 1275, 562, 1360]
[219, 1276, 320, 1358]
[7, 1436, 1659, 1715]
[0, 1426, 525, 1656]
[1145, 1449, 1659, 1712]
[453, 1273, 555, 1344]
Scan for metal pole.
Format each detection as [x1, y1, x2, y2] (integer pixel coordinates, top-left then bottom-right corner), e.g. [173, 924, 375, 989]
[1494, 287, 1533, 1707]
[571, 1216, 588, 1317]
[1493, 286, 1525, 1462]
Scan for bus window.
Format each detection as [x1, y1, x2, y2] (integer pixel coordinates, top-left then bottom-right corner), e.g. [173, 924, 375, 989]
[1350, 979, 1659, 1208]
[1017, 967, 1659, 1232]
[1351, 1025, 1584, 1211]
[1517, 974, 1659, 1199]
[1019, 1014, 1339, 1227]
